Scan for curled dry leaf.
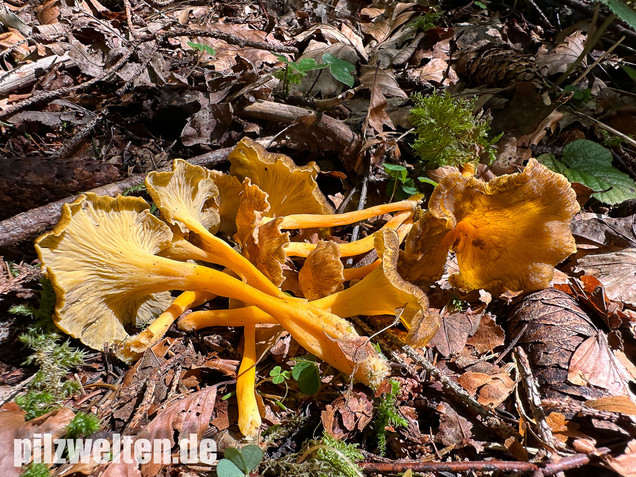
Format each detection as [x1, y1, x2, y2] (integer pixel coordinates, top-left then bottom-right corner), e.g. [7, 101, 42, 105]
[457, 369, 515, 407]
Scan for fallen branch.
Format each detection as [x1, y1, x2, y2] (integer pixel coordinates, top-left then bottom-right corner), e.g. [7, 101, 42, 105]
[239, 100, 362, 166]
[0, 148, 232, 248]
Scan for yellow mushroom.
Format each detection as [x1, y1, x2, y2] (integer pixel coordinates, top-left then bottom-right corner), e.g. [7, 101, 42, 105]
[399, 159, 580, 294]
[146, 159, 284, 298]
[237, 323, 261, 437]
[36, 194, 389, 386]
[181, 229, 440, 348]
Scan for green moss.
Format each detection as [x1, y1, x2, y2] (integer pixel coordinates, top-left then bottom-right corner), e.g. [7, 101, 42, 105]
[11, 278, 86, 420]
[374, 379, 408, 455]
[20, 463, 50, 477]
[410, 91, 493, 169]
[66, 412, 101, 439]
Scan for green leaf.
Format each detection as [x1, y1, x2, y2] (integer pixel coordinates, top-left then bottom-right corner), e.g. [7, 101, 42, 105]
[224, 448, 246, 472]
[322, 53, 355, 87]
[418, 177, 438, 187]
[186, 41, 215, 56]
[292, 360, 321, 395]
[538, 139, 636, 205]
[239, 445, 263, 472]
[216, 459, 245, 477]
[296, 58, 327, 72]
[599, 0, 636, 31]
[383, 164, 408, 182]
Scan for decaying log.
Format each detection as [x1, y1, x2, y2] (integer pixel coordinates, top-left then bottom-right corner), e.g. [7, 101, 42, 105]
[0, 148, 232, 248]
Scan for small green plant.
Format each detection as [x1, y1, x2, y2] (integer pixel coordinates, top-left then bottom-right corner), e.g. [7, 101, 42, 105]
[410, 10, 441, 31]
[374, 380, 408, 455]
[383, 164, 437, 201]
[65, 412, 101, 439]
[273, 53, 355, 95]
[268, 359, 321, 407]
[20, 463, 50, 477]
[186, 41, 216, 56]
[216, 445, 263, 477]
[11, 279, 86, 420]
[313, 433, 364, 477]
[410, 91, 495, 169]
[538, 139, 636, 205]
[564, 85, 592, 102]
[599, 0, 636, 30]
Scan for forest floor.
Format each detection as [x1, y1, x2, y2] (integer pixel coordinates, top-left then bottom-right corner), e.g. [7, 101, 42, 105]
[1, 0, 636, 476]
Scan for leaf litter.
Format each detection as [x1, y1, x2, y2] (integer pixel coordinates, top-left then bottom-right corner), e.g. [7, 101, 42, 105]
[1, 0, 636, 476]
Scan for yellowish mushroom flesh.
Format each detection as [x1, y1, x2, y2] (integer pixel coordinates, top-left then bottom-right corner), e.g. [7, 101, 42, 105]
[237, 324, 261, 437]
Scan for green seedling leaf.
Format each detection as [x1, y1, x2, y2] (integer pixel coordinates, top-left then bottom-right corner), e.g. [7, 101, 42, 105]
[322, 53, 355, 87]
[564, 85, 591, 102]
[474, 1, 487, 9]
[539, 139, 636, 205]
[384, 164, 408, 182]
[292, 360, 321, 395]
[216, 459, 245, 477]
[296, 58, 327, 72]
[239, 445, 263, 472]
[224, 447, 247, 472]
[269, 365, 290, 384]
[418, 177, 438, 187]
[186, 41, 215, 56]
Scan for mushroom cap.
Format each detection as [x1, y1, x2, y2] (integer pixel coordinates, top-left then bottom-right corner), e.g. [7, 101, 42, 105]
[35, 193, 174, 350]
[400, 159, 580, 294]
[229, 137, 334, 217]
[299, 241, 345, 300]
[207, 170, 243, 236]
[234, 179, 289, 287]
[146, 159, 220, 234]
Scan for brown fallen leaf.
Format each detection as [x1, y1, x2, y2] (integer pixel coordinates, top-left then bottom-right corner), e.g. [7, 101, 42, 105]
[322, 390, 374, 439]
[429, 312, 481, 357]
[586, 395, 636, 416]
[435, 402, 482, 452]
[457, 369, 515, 407]
[574, 249, 636, 308]
[466, 314, 505, 354]
[603, 439, 636, 477]
[0, 403, 75, 477]
[536, 31, 586, 76]
[567, 332, 634, 396]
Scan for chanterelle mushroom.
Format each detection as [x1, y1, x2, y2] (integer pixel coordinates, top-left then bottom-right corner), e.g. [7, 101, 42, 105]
[399, 159, 580, 294]
[36, 194, 389, 386]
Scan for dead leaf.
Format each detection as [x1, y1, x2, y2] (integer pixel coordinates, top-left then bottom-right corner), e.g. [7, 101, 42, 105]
[603, 439, 636, 477]
[367, 80, 393, 133]
[322, 390, 374, 439]
[536, 31, 586, 76]
[435, 402, 482, 451]
[574, 249, 636, 308]
[430, 312, 481, 357]
[466, 314, 505, 354]
[567, 332, 633, 396]
[586, 395, 636, 416]
[0, 403, 75, 477]
[457, 370, 515, 407]
[360, 66, 407, 99]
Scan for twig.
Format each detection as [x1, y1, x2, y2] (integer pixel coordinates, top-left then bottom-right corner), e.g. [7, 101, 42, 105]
[359, 459, 540, 474]
[514, 347, 564, 453]
[0, 48, 136, 120]
[149, 28, 298, 53]
[0, 147, 233, 248]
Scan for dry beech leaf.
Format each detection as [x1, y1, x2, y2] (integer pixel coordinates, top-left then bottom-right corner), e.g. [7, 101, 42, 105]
[603, 439, 636, 477]
[321, 391, 374, 439]
[457, 370, 515, 407]
[466, 314, 505, 354]
[367, 80, 394, 133]
[0, 403, 75, 477]
[359, 66, 408, 99]
[586, 395, 636, 416]
[430, 312, 481, 357]
[435, 402, 482, 452]
[574, 249, 636, 308]
[536, 31, 586, 76]
[567, 332, 633, 396]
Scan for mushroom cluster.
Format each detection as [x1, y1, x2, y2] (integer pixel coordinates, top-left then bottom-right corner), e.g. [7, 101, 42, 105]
[35, 139, 579, 437]
[36, 138, 433, 437]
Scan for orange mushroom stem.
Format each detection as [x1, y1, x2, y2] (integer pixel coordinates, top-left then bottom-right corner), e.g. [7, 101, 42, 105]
[262, 197, 421, 229]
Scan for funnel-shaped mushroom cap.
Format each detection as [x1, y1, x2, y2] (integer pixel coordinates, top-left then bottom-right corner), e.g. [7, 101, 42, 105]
[229, 137, 334, 217]
[146, 159, 220, 234]
[207, 170, 243, 237]
[400, 159, 580, 294]
[35, 194, 175, 350]
[299, 241, 345, 300]
[316, 229, 440, 346]
[235, 179, 289, 287]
